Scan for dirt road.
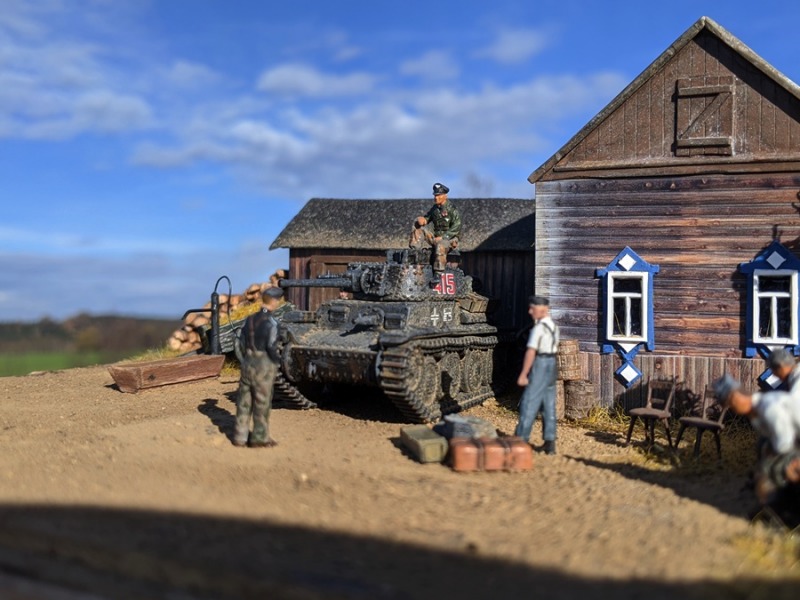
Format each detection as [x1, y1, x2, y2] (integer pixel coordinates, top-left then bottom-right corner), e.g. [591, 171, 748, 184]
[0, 366, 797, 599]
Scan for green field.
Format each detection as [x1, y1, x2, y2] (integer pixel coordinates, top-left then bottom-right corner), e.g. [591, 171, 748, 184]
[0, 351, 134, 377]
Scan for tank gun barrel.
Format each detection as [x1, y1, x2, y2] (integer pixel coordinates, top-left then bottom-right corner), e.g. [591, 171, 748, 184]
[279, 277, 353, 290]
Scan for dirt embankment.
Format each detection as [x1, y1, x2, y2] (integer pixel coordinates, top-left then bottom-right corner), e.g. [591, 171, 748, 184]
[0, 366, 798, 599]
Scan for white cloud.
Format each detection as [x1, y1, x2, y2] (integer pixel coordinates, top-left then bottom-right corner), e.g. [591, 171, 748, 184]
[400, 50, 460, 80]
[162, 60, 221, 88]
[256, 63, 377, 97]
[134, 67, 625, 199]
[476, 27, 551, 64]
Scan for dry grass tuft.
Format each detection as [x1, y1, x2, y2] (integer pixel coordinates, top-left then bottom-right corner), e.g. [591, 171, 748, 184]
[733, 523, 800, 573]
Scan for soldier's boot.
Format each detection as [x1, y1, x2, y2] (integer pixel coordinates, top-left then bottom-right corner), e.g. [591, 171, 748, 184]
[544, 440, 556, 455]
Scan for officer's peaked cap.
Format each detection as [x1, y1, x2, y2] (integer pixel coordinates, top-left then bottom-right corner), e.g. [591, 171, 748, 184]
[528, 295, 549, 306]
[432, 182, 449, 196]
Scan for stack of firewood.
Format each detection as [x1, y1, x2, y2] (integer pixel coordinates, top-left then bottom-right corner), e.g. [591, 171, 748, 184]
[166, 269, 287, 354]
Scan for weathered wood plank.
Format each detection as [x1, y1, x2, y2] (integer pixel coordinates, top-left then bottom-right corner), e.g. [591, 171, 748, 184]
[108, 355, 226, 394]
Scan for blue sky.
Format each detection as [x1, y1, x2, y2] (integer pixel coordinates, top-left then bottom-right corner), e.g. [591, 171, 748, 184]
[2, 0, 798, 322]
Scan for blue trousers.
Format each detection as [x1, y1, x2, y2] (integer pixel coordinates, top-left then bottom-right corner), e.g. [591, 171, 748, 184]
[515, 355, 557, 443]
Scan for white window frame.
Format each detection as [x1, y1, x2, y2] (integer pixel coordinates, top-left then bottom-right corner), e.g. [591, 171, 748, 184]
[753, 269, 799, 345]
[606, 271, 648, 343]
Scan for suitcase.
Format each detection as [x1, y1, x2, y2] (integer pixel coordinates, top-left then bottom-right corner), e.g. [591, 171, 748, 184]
[448, 436, 533, 472]
[400, 425, 449, 463]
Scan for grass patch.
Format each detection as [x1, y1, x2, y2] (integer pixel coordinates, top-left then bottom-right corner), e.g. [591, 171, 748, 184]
[0, 351, 134, 377]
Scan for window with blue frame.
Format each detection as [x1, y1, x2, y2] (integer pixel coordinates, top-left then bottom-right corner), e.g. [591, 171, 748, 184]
[596, 247, 659, 388]
[607, 271, 648, 343]
[753, 269, 798, 345]
[740, 241, 800, 358]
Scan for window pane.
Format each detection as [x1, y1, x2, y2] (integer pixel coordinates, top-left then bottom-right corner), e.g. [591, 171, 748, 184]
[758, 297, 772, 338]
[629, 298, 642, 337]
[778, 297, 792, 338]
[614, 278, 642, 294]
[760, 276, 791, 294]
[612, 298, 626, 336]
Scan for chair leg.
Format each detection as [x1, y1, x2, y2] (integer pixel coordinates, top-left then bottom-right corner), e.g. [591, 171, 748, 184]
[713, 431, 722, 460]
[647, 419, 656, 447]
[661, 419, 673, 449]
[625, 415, 637, 445]
[693, 429, 704, 457]
[675, 424, 687, 448]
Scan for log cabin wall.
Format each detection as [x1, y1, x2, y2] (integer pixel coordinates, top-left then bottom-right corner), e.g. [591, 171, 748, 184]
[530, 17, 800, 408]
[536, 173, 800, 359]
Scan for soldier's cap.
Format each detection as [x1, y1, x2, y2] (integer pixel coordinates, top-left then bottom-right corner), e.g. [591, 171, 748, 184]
[432, 182, 449, 196]
[263, 286, 284, 300]
[528, 295, 549, 306]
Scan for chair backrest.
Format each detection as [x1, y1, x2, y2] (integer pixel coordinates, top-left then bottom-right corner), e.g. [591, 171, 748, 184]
[699, 386, 729, 424]
[646, 378, 676, 412]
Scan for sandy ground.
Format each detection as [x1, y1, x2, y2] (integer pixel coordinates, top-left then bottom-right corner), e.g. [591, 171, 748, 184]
[0, 366, 798, 599]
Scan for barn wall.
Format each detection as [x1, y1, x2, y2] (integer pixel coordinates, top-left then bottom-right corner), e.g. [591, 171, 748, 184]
[460, 250, 535, 332]
[535, 172, 800, 361]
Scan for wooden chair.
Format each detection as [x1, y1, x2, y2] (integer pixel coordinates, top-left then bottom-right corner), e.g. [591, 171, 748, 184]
[675, 386, 729, 459]
[624, 378, 676, 449]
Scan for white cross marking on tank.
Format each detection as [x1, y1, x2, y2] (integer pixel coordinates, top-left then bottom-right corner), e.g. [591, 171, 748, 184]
[430, 307, 440, 326]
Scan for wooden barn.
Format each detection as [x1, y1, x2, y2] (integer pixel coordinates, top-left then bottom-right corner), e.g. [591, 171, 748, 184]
[528, 16, 800, 408]
[270, 198, 535, 332]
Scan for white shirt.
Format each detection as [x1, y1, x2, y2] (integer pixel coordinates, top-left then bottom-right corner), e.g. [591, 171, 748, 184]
[751, 390, 800, 454]
[527, 316, 559, 355]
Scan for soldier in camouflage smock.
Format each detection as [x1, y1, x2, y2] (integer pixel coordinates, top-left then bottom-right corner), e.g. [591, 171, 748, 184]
[233, 286, 283, 447]
[409, 182, 462, 272]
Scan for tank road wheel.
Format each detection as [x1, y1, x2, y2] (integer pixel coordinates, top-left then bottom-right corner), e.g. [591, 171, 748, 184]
[378, 346, 442, 423]
[460, 350, 483, 393]
[439, 352, 462, 401]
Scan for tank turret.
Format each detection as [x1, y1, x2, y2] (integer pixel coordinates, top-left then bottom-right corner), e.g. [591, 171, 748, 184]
[272, 248, 501, 423]
[278, 248, 472, 301]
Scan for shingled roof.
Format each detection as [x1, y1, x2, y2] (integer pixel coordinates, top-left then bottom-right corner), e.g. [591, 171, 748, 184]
[270, 198, 534, 252]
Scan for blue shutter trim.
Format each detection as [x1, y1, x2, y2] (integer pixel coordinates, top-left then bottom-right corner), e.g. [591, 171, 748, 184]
[596, 247, 660, 388]
[738, 240, 800, 359]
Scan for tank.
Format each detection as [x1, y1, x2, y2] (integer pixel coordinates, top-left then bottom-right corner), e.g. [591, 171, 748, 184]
[274, 248, 503, 423]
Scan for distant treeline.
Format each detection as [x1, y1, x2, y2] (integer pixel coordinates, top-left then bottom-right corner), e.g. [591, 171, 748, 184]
[0, 314, 180, 355]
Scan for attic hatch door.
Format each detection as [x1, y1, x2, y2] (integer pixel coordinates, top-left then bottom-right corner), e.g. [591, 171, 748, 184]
[675, 76, 734, 156]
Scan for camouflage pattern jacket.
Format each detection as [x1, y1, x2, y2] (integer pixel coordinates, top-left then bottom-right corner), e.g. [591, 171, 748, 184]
[424, 200, 461, 240]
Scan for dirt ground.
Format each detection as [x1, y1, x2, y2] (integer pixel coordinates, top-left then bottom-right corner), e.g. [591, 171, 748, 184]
[0, 366, 798, 599]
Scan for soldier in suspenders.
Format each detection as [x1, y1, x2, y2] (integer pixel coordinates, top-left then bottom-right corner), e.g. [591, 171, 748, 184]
[515, 296, 560, 455]
[233, 286, 284, 448]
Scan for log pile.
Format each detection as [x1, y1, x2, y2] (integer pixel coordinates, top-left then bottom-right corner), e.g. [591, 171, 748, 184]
[166, 269, 287, 354]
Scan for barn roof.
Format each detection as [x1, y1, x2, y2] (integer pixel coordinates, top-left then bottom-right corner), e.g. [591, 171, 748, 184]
[270, 198, 535, 252]
[529, 16, 800, 183]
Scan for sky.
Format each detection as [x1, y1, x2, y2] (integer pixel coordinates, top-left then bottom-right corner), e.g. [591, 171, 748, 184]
[2, 0, 799, 322]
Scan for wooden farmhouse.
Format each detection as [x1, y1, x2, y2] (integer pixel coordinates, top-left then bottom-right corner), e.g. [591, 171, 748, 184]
[270, 198, 535, 332]
[528, 16, 800, 407]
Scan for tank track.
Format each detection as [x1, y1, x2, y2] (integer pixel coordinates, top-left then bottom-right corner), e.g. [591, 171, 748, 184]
[378, 335, 498, 423]
[273, 370, 318, 410]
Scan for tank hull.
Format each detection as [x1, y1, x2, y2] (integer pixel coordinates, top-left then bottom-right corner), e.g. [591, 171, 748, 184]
[275, 252, 506, 423]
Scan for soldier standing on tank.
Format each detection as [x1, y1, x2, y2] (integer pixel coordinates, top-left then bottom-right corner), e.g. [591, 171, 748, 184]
[233, 286, 284, 448]
[515, 296, 560, 455]
[409, 182, 461, 272]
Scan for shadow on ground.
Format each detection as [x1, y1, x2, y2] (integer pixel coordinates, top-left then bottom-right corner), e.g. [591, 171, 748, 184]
[0, 504, 797, 600]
